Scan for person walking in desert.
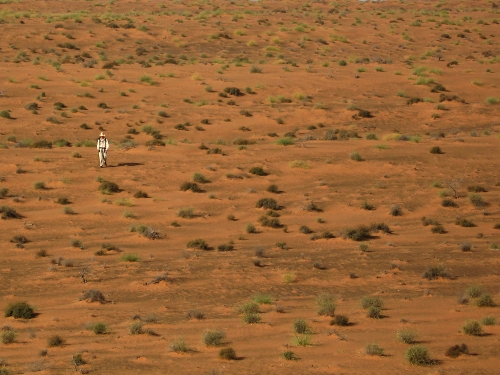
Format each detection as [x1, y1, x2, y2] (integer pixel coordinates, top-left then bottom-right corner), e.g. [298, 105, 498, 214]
[96, 132, 109, 168]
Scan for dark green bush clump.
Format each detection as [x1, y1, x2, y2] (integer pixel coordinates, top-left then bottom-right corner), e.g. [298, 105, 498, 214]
[455, 218, 475, 227]
[267, 184, 280, 193]
[133, 190, 149, 198]
[365, 343, 384, 356]
[4, 302, 35, 319]
[445, 344, 469, 358]
[475, 294, 495, 307]
[462, 320, 482, 336]
[0, 206, 21, 219]
[202, 329, 225, 347]
[217, 243, 234, 252]
[331, 315, 349, 326]
[243, 312, 261, 324]
[219, 347, 237, 360]
[249, 166, 268, 176]
[89, 322, 108, 334]
[223, 87, 243, 96]
[256, 198, 279, 210]
[32, 140, 52, 149]
[431, 224, 446, 234]
[187, 238, 209, 250]
[361, 296, 383, 310]
[405, 345, 431, 366]
[11, 235, 29, 244]
[467, 185, 487, 193]
[316, 293, 336, 316]
[80, 289, 106, 303]
[345, 225, 371, 241]
[180, 182, 202, 193]
[422, 266, 450, 280]
[47, 335, 64, 347]
[98, 181, 119, 194]
[442, 198, 458, 207]
[430, 146, 443, 154]
[293, 319, 310, 334]
[192, 172, 209, 183]
[259, 216, 282, 228]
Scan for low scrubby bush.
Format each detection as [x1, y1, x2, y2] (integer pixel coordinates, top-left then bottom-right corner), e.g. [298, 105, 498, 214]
[219, 347, 237, 360]
[4, 301, 35, 319]
[462, 320, 482, 336]
[316, 293, 336, 316]
[405, 345, 431, 366]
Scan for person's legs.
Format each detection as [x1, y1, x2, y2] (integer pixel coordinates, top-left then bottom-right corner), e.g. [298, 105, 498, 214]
[99, 149, 105, 167]
[103, 151, 107, 166]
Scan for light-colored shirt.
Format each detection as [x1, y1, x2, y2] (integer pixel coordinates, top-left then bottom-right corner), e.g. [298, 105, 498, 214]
[97, 138, 109, 151]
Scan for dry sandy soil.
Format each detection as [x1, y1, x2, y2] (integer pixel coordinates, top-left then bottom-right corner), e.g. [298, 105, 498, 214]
[1, 0, 500, 374]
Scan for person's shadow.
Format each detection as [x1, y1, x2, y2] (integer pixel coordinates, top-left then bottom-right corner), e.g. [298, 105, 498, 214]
[110, 162, 144, 167]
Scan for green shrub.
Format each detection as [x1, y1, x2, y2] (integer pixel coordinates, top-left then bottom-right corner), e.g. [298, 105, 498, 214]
[445, 344, 469, 358]
[1, 330, 16, 344]
[481, 316, 496, 325]
[128, 322, 143, 335]
[256, 198, 279, 210]
[80, 289, 106, 303]
[430, 146, 443, 154]
[98, 181, 119, 194]
[249, 166, 267, 176]
[202, 329, 226, 347]
[365, 343, 384, 356]
[292, 334, 311, 347]
[462, 320, 482, 336]
[455, 218, 475, 227]
[350, 152, 363, 161]
[442, 198, 458, 207]
[367, 306, 381, 319]
[276, 137, 294, 146]
[47, 335, 64, 347]
[33, 181, 46, 190]
[405, 345, 431, 365]
[133, 190, 148, 198]
[475, 294, 495, 307]
[192, 172, 209, 183]
[345, 225, 371, 241]
[246, 223, 256, 233]
[467, 185, 487, 193]
[361, 296, 383, 310]
[243, 313, 261, 324]
[4, 301, 34, 319]
[469, 193, 486, 208]
[465, 285, 483, 299]
[0, 205, 21, 219]
[252, 294, 273, 304]
[316, 292, 336, 316]
[121, 253, 139, 262]
[32, 140, 52, 149]
[293, 319, 310, 334]
[170, 338, 190, 353]
[89, 322, 107, 334]
[397, 329, 417, 344]
[177, 208, 195, 218]
[186, 238, 208, 250]
[180, 181, 202, 192]
[282, 350, 298, 360]
[237, 301, 260, 314]
[219, 347, 237, 360]
[366, 133, 377, 140]
[331, 314, 349, 326]
[0, 110, 12, 119]
[422, 265, 450, 280]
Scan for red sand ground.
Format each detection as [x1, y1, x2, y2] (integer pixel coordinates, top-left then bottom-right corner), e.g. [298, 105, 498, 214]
[0, 0, 499, 374]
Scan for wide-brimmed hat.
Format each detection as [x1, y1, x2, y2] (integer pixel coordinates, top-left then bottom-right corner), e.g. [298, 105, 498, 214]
[99, 132, 105, 137]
